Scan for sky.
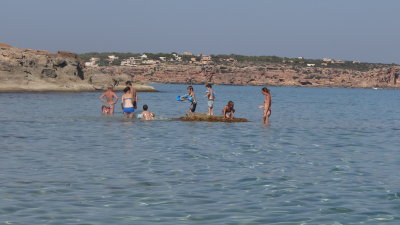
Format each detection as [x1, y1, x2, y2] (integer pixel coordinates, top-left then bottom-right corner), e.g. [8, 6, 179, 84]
[1, 0, 399, 63]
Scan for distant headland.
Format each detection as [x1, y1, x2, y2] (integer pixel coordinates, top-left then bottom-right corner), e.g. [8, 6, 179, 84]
[0, 43, 157, 92]
[1, 43, 399, 92]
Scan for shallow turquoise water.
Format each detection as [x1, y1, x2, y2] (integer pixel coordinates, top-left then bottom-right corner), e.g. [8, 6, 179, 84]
[0, 84, 399, 225]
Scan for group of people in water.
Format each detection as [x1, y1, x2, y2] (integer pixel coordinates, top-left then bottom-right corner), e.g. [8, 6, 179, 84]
[99, 81, 272, 124]
[99, 81, 155, 120]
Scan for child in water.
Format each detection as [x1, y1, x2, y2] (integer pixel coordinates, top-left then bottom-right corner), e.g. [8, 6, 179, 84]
[204, 84, 215, 116]
[181, 86, 197, 113]
[101, 105, 111, 115]
[139, 104, 155, 120]
[222, 101, 235, 119]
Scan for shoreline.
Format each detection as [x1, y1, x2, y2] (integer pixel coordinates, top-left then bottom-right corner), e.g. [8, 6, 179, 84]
[0, 82, 392, 93]
[144, 81, 396, 90]
[0, 83, 158, 93]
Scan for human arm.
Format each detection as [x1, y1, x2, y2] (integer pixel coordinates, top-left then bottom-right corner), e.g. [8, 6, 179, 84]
[192, 93, 197, 103]
[222, 106, 228, 118]
[113, 93, 119, 104]
[131, 89, 137, 102]
[99, 93, 106, 103]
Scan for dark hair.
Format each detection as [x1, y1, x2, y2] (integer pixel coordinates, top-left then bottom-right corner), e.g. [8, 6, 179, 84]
[143, 104, 148, 110]
[187, 86, 193, 91]
[206, 84, 212, 88]
[228, 101, 234, 105]
[126, 81, 132, 86]
[262, 87, 270, 93]
[123, 87, 130, 93]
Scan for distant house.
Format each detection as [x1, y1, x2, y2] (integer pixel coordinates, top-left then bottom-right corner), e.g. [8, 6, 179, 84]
[85, 61, 97, 67]
[307, 64, 315, 67]
[322, 58, 333, 62]
[297, 56, 304, 59]
[223, 57, 237, 63]
[140, 54, 148, 60]
[142, 59, 158, 65]
[85, 57, 99, 67]
[182, 52, 193, 56]
[172, 53, 182, 62]
[190, 57, 197, 62]
[108, 55, 119, 61]
[120, 57, 136, 66]
[352, 61, 361, 64]
[201, 55, 212, 64]
[321, 63, 328, 66]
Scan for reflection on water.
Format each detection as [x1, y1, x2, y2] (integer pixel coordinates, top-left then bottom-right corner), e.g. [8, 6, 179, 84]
[0, 84, 400, 224]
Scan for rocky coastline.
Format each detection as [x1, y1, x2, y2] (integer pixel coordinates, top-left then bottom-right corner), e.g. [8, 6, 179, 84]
[2, 43, 399, 91]
[86, 63, 400, 89]
[0, 44, 157, 92]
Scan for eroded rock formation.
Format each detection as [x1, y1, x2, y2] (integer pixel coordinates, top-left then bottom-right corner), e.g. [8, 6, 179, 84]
[0, 44, 156, 92]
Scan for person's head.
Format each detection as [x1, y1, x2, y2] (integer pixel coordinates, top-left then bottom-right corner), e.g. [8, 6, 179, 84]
[205, 84, 212, 89]
[187, 86, 193, 92]
[126, 81, 132, 87]
[228, 101, 234, 107]
[261, 87, 270, 95]
[123, 87, 130, 93]
[101, 105, 109, 112]
[107, 85, 113, 90]
[143, 104, 148, 111]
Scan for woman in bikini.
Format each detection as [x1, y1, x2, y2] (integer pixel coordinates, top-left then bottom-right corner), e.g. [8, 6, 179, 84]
[121, 87, 135, 118]
[99, 85, 118, 115]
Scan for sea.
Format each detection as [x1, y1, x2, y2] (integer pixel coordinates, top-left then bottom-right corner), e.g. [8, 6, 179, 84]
[0, 84, 399, 225]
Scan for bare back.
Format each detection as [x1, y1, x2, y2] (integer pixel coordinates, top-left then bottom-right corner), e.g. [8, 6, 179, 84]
[100, 90, 118, 104]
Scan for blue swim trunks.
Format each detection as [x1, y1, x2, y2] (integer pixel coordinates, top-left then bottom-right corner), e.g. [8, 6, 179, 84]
[123, 107, 135, 114]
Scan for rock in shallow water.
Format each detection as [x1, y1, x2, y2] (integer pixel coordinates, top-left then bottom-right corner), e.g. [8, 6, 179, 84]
[176, 113, 248, 122]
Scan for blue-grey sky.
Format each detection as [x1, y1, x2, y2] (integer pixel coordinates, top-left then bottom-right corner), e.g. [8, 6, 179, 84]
[1, 0, 399, 63]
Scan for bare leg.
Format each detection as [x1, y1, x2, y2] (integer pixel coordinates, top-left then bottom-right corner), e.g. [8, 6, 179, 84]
[263, 110, 271, 125]
[110, 104, 115, 115]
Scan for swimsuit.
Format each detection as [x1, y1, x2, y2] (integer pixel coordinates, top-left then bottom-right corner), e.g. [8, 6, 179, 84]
[124, 107, 135, 114]
[206, 90, 215, 108]
[123, 97, 134, 114]
[207, 100, 214, 108]
[190, 102, 197, 112]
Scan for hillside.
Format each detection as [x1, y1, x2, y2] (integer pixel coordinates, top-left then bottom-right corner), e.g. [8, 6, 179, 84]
[80, 52, 400, 89]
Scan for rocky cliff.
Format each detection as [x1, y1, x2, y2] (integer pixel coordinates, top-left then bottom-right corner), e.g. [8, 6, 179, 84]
[0, 44, 157, 92]
[86, 63, 400, 89]
[2, 43, 398, 91]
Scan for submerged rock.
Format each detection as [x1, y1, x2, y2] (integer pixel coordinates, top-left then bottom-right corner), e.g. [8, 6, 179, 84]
[177, 113, 248, 122]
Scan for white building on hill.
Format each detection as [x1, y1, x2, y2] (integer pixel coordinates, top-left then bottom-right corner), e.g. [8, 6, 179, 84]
[84, 57, 99, 67]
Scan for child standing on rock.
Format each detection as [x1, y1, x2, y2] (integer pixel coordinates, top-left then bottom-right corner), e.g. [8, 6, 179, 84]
[204, 84, 215, 116]
[182, 86, 197, 114]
